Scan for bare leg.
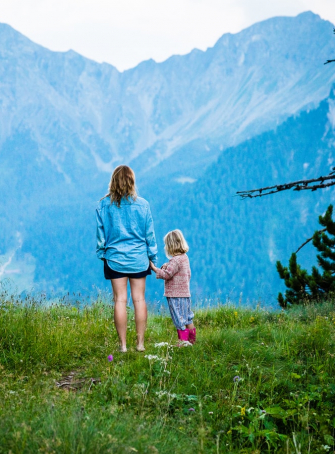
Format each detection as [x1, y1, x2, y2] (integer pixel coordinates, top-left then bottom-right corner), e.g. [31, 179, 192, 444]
[186, 323, 195, 329]
[129, 277, 147, 351]
[111, 278, 128, 351]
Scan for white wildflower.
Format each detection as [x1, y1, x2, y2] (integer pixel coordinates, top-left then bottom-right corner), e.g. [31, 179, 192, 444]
[144, 355, 159, 361]
[154, 342, 169, 348]
[145, 354, 169, 364]
[155, 391, 168, 398]
[181, 341, 193, 347]
[172, 341, 192, 347]
[155, 391, 178, 400]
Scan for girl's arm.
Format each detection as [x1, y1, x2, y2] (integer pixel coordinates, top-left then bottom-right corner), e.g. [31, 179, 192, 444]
[150, 259, 179, 281]
[96, 208, 105, 260]
[145, 205, 158, 265]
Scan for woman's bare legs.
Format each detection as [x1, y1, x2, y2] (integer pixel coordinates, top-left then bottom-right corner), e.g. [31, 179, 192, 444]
[111, 277, 128, 351]
[129, 277, 147, 351]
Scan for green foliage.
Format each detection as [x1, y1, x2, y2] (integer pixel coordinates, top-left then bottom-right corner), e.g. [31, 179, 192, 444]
[277, 204, 335, 308]
[1, 294, 335, 453]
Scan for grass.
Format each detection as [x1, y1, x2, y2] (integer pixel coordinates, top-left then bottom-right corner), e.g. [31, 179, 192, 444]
[1, 293, 335, 453]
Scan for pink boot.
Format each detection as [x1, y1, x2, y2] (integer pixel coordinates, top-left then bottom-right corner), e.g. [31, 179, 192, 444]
[188, 328, 196, 344]
[177, 329, 190, 342]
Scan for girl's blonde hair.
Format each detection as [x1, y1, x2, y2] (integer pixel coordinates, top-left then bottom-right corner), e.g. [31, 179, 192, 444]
[164, 229, 189, 257]
[107, 165, 137, 207]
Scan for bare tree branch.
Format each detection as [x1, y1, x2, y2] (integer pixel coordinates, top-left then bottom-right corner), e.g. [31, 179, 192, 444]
[237, 168, 335, 199]
[324, 27, 335, 64]
[295, 228, 327, 254]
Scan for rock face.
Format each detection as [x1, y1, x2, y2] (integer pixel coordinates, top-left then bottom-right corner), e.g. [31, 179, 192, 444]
[0, 11, 335, 301]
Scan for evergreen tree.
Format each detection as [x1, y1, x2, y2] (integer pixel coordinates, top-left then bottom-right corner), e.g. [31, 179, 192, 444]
[277, 204, 335, 308]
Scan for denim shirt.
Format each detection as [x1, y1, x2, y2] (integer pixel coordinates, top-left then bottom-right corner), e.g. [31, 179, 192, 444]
[96, 196, 158, 273]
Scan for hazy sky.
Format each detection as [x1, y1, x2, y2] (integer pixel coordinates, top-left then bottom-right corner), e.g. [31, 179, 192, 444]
[1, 0, 334, 71]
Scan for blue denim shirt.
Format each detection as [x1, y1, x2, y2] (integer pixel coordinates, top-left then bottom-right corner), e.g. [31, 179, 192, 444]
[96, 196, 158, 273]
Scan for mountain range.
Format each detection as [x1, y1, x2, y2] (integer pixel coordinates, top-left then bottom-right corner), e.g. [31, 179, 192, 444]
[0, 11, 335, 305]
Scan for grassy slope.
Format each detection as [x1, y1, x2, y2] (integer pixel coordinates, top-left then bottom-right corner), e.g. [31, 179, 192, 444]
[0, 295, 335, 453]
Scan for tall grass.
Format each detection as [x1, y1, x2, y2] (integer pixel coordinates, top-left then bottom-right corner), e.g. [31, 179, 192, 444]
[1, 294, 335, 453]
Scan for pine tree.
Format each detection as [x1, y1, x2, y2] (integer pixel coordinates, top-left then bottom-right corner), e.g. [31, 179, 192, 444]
[277, 204, 335, 308]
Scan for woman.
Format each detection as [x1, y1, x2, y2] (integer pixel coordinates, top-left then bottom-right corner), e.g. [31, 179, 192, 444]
[96, 165, 158, 352]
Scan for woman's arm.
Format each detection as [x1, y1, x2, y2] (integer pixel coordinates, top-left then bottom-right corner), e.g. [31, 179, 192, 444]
[96, 208, 106, 260]
[145, 205, 158, 265]
[150, 259, 179, 281]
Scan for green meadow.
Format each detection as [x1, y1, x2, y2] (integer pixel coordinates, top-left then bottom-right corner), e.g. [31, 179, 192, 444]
[0, 294, 335, 453]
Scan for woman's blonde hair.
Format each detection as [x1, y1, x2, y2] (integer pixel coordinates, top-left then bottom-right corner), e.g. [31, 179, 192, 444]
[164, 229, 189, 257]
[107, 165, 137, 207]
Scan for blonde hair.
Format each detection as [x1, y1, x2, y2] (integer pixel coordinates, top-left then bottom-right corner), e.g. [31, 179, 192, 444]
[164, 229, 189, 257]
[107, 165, 137, 207]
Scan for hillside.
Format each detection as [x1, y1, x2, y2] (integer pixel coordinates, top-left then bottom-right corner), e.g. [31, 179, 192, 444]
[1, 295, 335, 453]
[0, 11, 335, 299]
[143, 86, 335, 302]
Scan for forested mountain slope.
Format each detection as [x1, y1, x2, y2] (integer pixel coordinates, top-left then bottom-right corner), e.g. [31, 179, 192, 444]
[143, 87, 335, 303]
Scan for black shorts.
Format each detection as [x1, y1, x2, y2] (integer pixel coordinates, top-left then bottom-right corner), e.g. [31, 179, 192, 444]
[103, 259, 152, 280]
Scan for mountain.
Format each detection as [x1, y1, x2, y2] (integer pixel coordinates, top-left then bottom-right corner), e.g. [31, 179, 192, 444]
[0, 11, 335, 303]
[144, 86, 335, 303]
[0, 12, 334, 180]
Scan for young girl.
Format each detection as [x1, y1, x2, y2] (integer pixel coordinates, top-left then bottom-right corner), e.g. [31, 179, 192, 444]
[150, 229, 196, 344]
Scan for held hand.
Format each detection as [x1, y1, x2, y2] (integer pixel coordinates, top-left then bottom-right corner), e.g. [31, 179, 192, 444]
[161, 263, 168, 270]
[150, 261, 158, 272]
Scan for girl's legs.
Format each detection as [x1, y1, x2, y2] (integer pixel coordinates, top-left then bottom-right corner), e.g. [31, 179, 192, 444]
[167, 297, 194, 330]
[111, 277, 128, 351]
[166, 297, 191, 342]
[166, 297, 196, 344]
[129, 277, 147, 351]
[186, 298, 196, 344]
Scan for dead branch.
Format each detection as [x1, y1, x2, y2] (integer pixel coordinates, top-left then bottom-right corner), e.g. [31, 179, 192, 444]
[324, 27, 335, 64]
[237, 168, 335, 199]
[295, 228, 327, 253]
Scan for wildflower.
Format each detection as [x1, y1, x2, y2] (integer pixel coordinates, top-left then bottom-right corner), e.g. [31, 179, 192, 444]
[180, 340, 193, 347]
[241, 407, 246, 416]
[234, 311, 238, 317]
[155, 391, 179, 399]
[208, 411, 213, 415]
[233, 376, 241, 383]
[188, 408, 195, 412]
[250, 316, 255, 322]
[154, 342, 169, 348]
[144, 355, 159, 361]
[108, 355, 113, 362]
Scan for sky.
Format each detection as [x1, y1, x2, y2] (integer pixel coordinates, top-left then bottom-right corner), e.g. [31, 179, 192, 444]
[1, 0, 335, 71]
